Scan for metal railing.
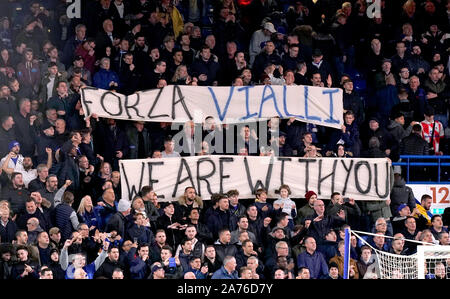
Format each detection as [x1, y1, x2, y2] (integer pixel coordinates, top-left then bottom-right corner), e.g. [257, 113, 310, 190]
[392, 155, 450, 183]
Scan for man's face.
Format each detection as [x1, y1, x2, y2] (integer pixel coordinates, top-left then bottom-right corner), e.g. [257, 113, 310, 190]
[189, 209, 200, 221]
[9, 80, 20, 92]
[164, 204, 174, 216]
[201, 48, 211, 61]
[185, 227, 196, 239]
[371, 39, 381, 52]
[305, 238, 316, 252]
[183, 240, 193, 252]
[38, 232, 50, 246]
[17, 249, 28, 261]
[274, 269, 286, 279]
[23, 157, 33, 169]
[422, 198, 432, 210]
[329, 267, 339, 279]
[18, 232, 28, 244]
[160, 249, 171, 261]
[412, 46, 421, 56]
[111, 172, 120, 185]
[190, 258, 201, 270]
[220, 231, 231, 243]
[405, 218, 416, 231]
[57, 82, 68, 95]
[156, 232, 166, 244]
[26, 201, 37, 214]
[313, 200, 325, 215]
[205, 247, 216, 259]
[243, 241, 254, 255]
[299, 268, 310, 279]
[289, 46, 299, 58]
[136, 37, 145, 47]
[369, 120, 379, 131]
[185, 188, 196, 201]
[439, 233, 449, 245]
[10, 144, 20, 155]
[13, 174, 23, 187]
[430, 69, 440, 81]
[50, 232, 61, 243]
[373, 235, 385, 247]
[109, 248, 120, 262]
[138, 246, 149, 258]
[392, 239, 404, 252]
[47, 176, 58, 191]
[219, 198, 229, 211]
[432, 217, 443, 229]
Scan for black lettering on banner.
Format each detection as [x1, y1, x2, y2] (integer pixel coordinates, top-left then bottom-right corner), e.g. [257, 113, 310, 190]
[100, 91, 123, 116]
[243, 157, 273, 194]
[278, 157, 292, 186]
[124, 93, 144, 119]
[121, 161, 145, 200]
[147, 161, 164, 198]
[172, 158, 196, 198]
[147, 87, 169, 119]
[374, 162, 390, 198]
[317, 159, 337, 195]
[298, 159, 317, 192]
[354, 161, 372, 194]
[219, 157, 234, 194]
[80, 86, 98, 116]
[196, 157, 216, 196]
[340, 159, 354, 195]
[172, 85, 193, 120]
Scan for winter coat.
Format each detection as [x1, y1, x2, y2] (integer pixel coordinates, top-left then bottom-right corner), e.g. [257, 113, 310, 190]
[390, 178, 416, 216]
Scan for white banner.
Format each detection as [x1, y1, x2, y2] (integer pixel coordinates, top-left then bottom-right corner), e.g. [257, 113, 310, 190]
[119, 156, 391, 201]
[81, 85, 343, 129]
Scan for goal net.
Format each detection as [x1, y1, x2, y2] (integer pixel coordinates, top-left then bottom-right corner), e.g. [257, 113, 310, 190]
[345, 229, 450, 279]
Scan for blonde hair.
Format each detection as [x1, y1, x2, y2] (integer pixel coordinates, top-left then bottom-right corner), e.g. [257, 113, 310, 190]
[77, 196, 92, 214]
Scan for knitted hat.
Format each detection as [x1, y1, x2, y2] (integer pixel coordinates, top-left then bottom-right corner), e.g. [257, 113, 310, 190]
[117, 199, 131, 212]
[305, 191, 317, 201]
[8, 141, 20, 151]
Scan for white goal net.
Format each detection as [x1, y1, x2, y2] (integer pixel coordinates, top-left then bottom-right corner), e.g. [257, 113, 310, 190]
[350, 230, 450, 279]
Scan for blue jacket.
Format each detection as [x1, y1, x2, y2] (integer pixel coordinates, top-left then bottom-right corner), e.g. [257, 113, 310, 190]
[211, 266, 239, 279]
[93, 68, 121, 90]
[297, 250, 329, 279]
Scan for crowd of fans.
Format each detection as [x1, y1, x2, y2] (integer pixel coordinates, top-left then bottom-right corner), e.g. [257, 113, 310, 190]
[0, 0, 449, 280]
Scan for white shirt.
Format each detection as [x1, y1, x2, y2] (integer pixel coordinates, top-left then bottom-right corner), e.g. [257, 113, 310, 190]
[0, 155, 37, 188]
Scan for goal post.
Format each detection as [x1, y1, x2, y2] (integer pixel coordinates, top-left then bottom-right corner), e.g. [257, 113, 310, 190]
[344, 229, 450, 279]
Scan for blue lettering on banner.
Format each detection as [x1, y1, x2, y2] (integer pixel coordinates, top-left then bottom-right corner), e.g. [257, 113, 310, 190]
[282, 85, 304, 119]
[238, 86, 257, 121]
[258, 85, 283, 118]
[323, 89, 340, 124]
[304, 86, 321, 121]
[208, 86, 235, 121]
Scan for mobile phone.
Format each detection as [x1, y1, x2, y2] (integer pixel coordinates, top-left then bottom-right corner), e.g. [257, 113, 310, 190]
[343, 197, 350, 203]
[133, 237, 138, 243]
[169, 257, 176, 268]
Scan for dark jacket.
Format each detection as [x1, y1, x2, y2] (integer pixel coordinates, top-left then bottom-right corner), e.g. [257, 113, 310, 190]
[0, 219, 17, 243]
[105, 212, 128, 237]
[10, 259, 40, 280]
[190, 56, 221, 86]
[13, 112, 38, 157]
[1, 185, 30, 216]
[213, 240, 238, 264]
[207, 209, 235, 240]
[94, 257, 127, 279]
[306, 212, 346, 244]
[400, 132, 429, 156]
[126, 126, 152, 159]
[0, 126, 16, 158]
[390, 177, 416, 216]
